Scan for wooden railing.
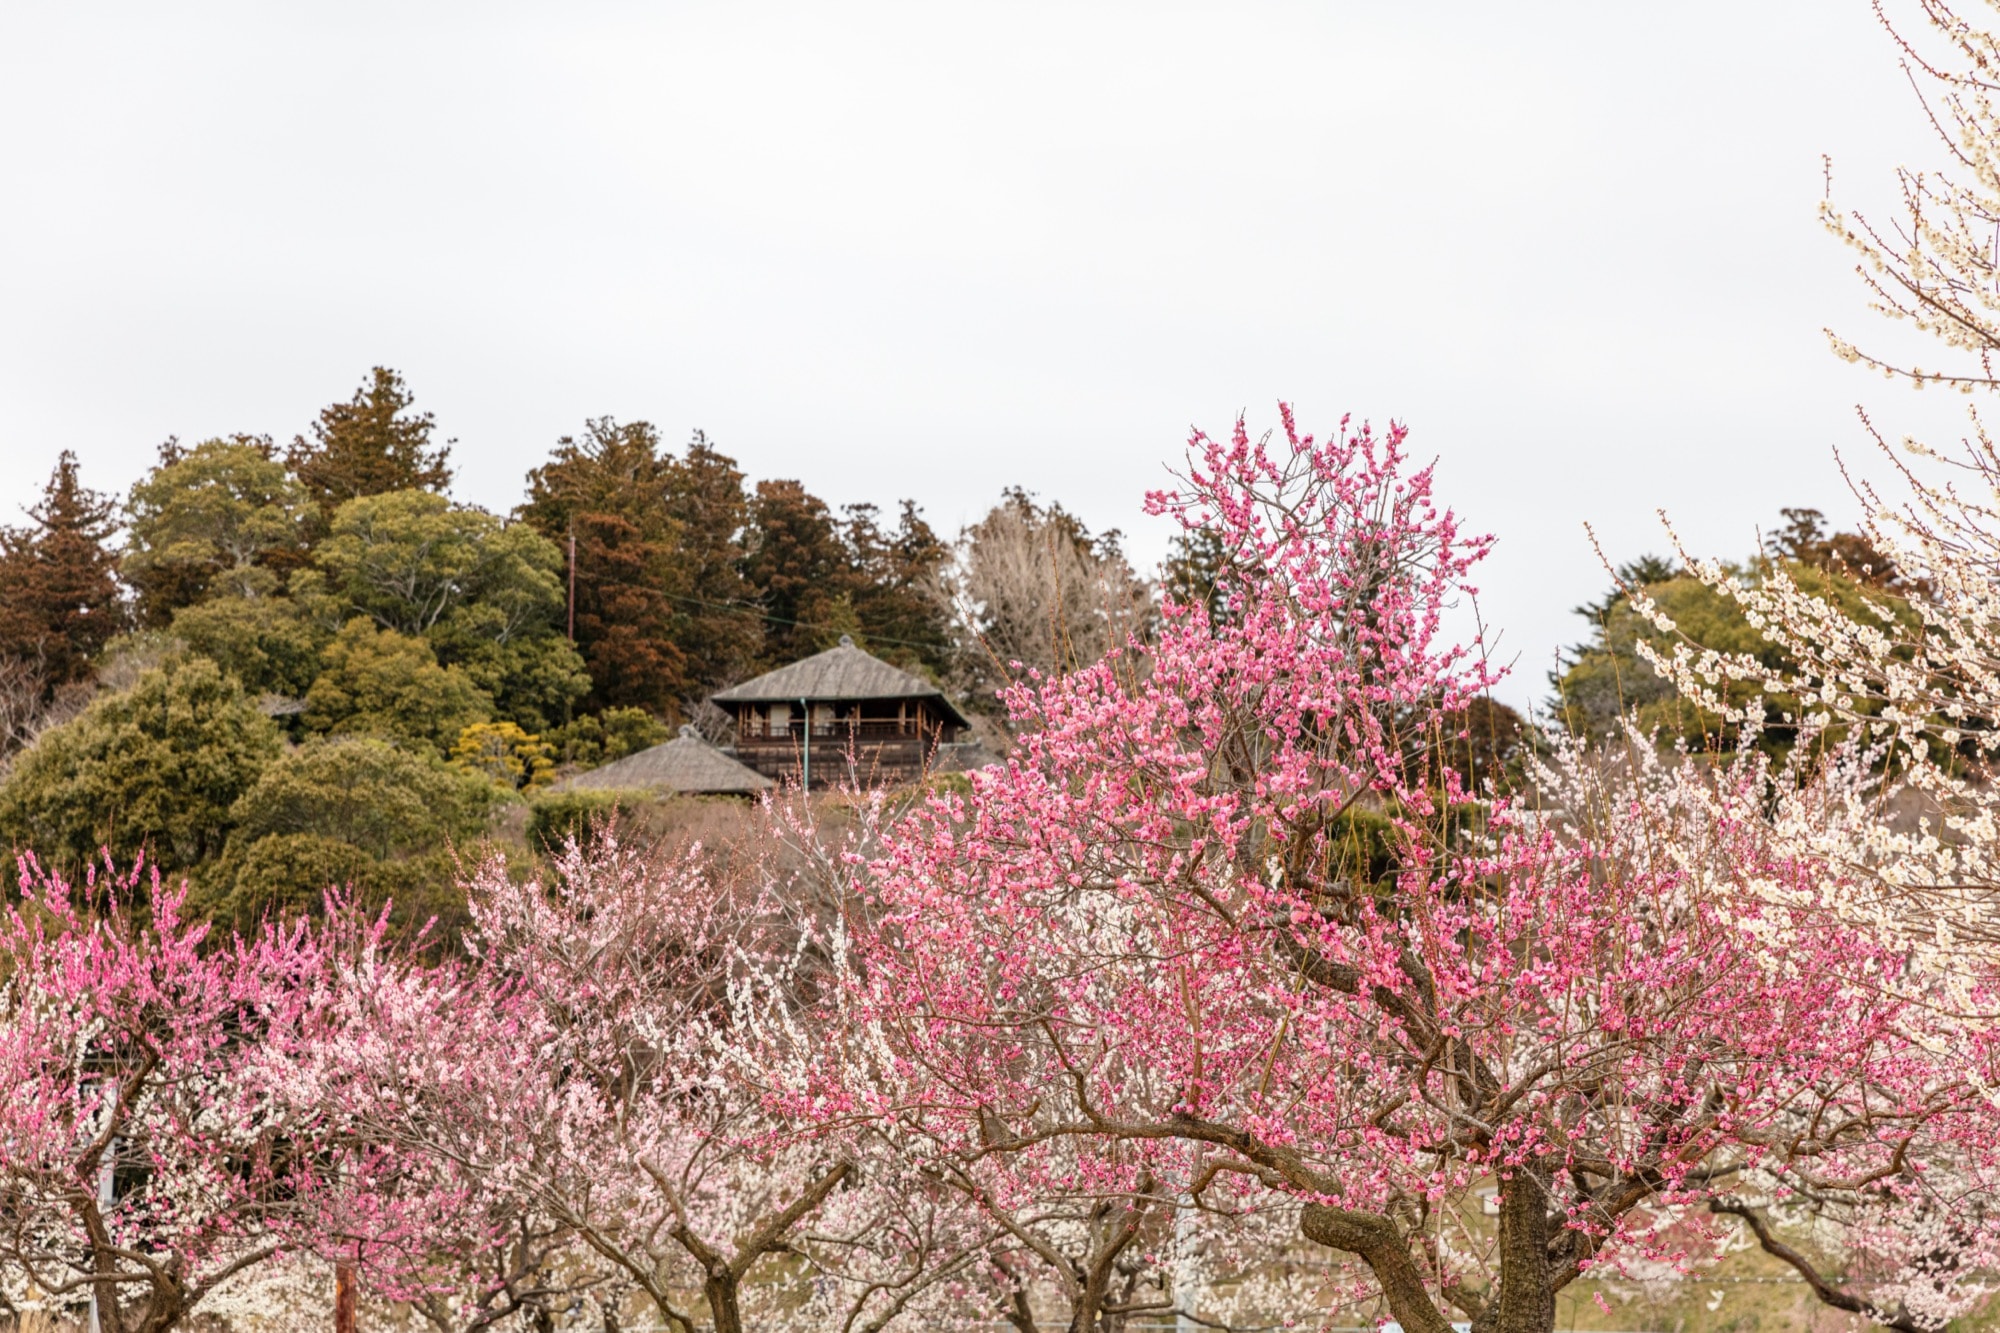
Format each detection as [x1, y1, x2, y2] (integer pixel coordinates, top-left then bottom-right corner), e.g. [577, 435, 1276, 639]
[739, 720, 927, 742]
[729, 727, 940, 787]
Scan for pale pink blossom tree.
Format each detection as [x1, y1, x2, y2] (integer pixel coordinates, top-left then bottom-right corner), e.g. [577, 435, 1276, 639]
[278, 832, 901, 1333]
[262, 903, 614, 1333]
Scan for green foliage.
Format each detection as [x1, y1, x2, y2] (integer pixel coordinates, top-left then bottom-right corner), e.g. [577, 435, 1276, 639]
[429, 615, 590, 734]
[121, 436, 314, 623]
[204, 735, 502, 929]
[303, 619, 492, 755]
[0, 451, 123, 689]
[1553, 571, 1743, 744]
[287, 367, 452, 523]
[211, 833, 377, 919]
[228, 735, 500, 855]
[543, 707, 670, 769]
[320, 490, 565, 638]
[168, 595, 332, 699]
[1550, 544, 1923, 755]
[318, 490, 586, 729]
[0, 655, 281, 875]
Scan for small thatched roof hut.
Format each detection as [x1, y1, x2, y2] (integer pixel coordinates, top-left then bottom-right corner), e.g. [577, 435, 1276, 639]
[561, 726, 773, 796]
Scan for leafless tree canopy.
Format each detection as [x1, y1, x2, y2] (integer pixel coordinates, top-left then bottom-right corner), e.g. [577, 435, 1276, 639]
[940, 489, 1151, 712]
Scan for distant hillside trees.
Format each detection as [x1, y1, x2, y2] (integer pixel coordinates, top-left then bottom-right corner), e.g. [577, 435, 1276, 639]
[1549, 510, 1919, 755]
[0, 364, 1171, 929]
[522, 421, 957, 717]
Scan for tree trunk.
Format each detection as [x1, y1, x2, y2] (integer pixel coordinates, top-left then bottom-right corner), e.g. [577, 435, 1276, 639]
[334, 1262, 357, 1333]
[1300, 1205, 1456, 1333]
[1479, 1164, 1556, 1333]
[703, 1270, 744, 1333]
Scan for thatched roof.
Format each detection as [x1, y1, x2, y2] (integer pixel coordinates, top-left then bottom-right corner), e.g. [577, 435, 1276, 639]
[711, 636, 969, 728]
[562, 727, 774, 795]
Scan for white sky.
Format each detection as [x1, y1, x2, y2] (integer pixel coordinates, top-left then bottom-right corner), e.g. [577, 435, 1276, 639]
[0, 1, 1973, 709]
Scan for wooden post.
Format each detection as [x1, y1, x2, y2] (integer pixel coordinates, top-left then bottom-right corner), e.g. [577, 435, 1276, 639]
[799, 697, 810, 793]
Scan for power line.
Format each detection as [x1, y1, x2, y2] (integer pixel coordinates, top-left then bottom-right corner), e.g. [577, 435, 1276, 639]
[647, 586, 961, 658]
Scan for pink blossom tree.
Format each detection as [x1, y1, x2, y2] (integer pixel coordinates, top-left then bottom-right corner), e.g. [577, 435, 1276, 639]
[0, 857, 323, 1333]
[818, 410, 1944, 1333]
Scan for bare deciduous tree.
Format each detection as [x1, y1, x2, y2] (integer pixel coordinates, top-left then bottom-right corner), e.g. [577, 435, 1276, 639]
[940, 490, 1151, 717]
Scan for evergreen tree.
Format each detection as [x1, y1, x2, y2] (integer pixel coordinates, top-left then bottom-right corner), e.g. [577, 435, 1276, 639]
[302, 618, 494, 757]
[0, 451, 123, 689]
[843, 499, 953, 675]
[1546, 531, 1918, 756]
[742, 479, 956, 673]
[0, 654, 281, 876]
[317, 489, 588, 730]
[207, 735, 502, 932]
[1160, 525, 1246, 625]
[520, 419, 688, 715]
[519, 423, 760, 715]
[661, 432, 761, 691]
[287, 367, 453, 523]
[742, 478, 856, 666]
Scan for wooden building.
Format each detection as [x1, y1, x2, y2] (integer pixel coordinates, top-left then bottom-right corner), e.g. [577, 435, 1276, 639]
[710, 636, 971, 790]
[561, 726, 774, 796]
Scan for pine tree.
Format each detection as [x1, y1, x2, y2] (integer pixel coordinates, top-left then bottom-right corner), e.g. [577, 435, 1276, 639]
[0, 451, 123, 689]
[288, 367, 453, 522]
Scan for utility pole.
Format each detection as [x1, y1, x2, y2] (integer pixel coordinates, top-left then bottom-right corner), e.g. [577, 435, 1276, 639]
[567, 525, 577, 644]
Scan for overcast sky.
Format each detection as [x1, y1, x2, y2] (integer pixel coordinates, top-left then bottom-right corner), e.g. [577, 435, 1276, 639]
[0, 2, 1969, 708]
